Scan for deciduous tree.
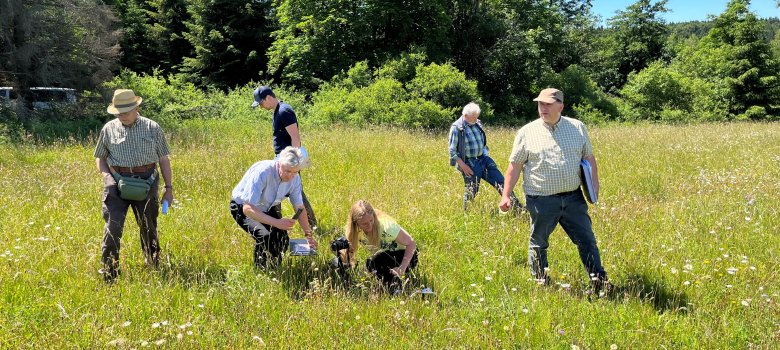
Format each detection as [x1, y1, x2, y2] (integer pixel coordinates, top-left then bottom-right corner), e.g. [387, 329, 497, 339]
[0, 0, 120, 91]
[596, 0, 669, 92]
[268, 0, 452, 91]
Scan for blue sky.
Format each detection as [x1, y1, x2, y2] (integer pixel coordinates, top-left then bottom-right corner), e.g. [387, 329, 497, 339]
[591, 0, 779, 24]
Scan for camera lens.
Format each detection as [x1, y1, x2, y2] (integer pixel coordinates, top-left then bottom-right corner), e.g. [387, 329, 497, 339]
[330, 237, 349, 252]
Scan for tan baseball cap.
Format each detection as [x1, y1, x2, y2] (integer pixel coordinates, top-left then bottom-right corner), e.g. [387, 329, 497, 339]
[533, 88, 564, 103]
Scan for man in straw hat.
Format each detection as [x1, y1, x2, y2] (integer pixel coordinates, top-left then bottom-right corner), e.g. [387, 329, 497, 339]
[499, 88, 611, 295]
[94, 89, 174, 282]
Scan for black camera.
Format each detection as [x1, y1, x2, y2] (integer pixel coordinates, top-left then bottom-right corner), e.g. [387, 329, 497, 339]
[330, 237, 350, 252]
[330, 237, 352, 288]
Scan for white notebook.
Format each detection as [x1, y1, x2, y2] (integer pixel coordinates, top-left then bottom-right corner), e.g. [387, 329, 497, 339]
[289, 238, 317, 256]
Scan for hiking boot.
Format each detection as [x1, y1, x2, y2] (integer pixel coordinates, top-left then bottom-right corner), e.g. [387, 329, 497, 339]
[144, 253, 159, 269]
[591, 277, 613, 297]
[253, 252, 268, 270]
[99, 266, 119, 283]
[268, 255, 282, 269]
[535, 277, 551, 286]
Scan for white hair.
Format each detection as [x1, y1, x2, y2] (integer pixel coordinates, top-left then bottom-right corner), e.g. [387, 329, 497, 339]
[278, 146, 310, 169]
[462, 102, 481, 117]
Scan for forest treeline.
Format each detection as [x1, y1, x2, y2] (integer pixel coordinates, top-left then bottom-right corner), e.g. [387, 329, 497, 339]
[1, 0, 779, 137]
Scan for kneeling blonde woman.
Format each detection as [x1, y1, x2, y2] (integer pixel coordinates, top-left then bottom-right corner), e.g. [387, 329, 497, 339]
[340, 200, 418, 290]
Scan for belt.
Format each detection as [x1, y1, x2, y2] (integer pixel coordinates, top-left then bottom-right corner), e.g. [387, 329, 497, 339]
[111, 163, 156, 174]
[551, 189, 580, 197]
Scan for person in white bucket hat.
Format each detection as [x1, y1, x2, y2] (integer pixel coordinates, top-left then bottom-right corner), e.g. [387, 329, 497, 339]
[94, 89, 174, 282]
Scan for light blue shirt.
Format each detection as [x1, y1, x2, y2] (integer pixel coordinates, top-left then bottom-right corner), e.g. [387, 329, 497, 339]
[231, 160, 303, 212]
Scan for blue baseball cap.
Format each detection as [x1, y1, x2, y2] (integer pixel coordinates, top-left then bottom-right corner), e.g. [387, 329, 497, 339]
[251, 86, 275, 108]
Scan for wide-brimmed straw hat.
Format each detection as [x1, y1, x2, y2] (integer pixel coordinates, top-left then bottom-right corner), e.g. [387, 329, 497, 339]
[107, 89, 143, 114]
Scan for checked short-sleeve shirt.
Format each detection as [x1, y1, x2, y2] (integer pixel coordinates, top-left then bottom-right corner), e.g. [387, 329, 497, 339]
[509, 116, 593, 196]
[94, 116, 170, 167]
[448, 119, 486, 162]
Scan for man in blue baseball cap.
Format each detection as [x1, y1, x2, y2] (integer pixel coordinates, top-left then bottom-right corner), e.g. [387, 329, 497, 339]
[251, 86, 318, 228]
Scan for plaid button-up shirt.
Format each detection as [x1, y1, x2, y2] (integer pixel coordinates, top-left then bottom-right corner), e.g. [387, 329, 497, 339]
[509, 116, 593, 196]
[94, 116, 170, 167]
[449, 118, 486, 163]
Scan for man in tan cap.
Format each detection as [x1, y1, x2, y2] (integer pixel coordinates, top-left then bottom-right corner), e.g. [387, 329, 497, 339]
[499, 88, 610, 294]
[94, 89, 174, 282]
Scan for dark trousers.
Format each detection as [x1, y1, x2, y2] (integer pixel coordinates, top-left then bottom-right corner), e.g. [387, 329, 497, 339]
[271, 187, 316, 228]
[300, 188, 317, 227]
[270, 157, 316, 227]
[526, 189, 607, 281]
[230, 200, 289, 267]
[101, 170, 160, 273]
[462, 155, 522, 211]
[365, 249, 419, 287]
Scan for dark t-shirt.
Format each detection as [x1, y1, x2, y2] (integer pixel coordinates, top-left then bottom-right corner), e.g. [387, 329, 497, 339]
[272, 102, 298, 154]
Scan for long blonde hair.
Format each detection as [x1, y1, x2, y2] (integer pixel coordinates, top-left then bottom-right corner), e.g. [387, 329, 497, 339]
[344, 200, 385, 265]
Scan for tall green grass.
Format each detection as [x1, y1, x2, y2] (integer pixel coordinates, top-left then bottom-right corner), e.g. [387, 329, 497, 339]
[0, 121, 778, 348]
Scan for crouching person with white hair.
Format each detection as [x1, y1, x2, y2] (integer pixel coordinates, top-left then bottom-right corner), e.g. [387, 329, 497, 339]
[230, 147, 318, 269]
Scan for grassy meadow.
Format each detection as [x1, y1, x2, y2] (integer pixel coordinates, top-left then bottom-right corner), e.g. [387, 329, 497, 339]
[1, 120, 779, 348]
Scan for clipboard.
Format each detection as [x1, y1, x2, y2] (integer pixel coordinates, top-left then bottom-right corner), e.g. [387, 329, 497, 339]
[580, 159, 597, 204]
[289, 238, 317, 256]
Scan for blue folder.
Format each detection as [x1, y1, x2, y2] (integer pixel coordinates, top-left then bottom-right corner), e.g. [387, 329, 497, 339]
[580, 159, 597, 204]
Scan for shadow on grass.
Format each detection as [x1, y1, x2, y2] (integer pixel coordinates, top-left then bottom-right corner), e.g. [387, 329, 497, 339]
[272, 250, 437, 301]
[507, 256, 690, 314]
[604, 273, 691, 314]
[194, 225, 440, 300]
[154, 255, 230, 287]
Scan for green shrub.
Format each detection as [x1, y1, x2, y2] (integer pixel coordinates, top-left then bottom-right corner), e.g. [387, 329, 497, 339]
[346, 78, 408, 125]
[102, 69, 213, 126]
[332, 61, 373, 89]
[307, 87, 351, 125]
[394, 99, 453, 128]
[572, 102, 614, 125]
[308, 57, 486, 128]
[686, 77, 730, 122]
[537, 65, 618, 121]
[376, 52, 427, 83]
[619, 61, 691, 121]
[658, 108, 688, 123]
[407, 62, 482, 115]
[619, 60, 730, 122]
[737, 105, 768, 120]
[0, 104, 22, 143]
